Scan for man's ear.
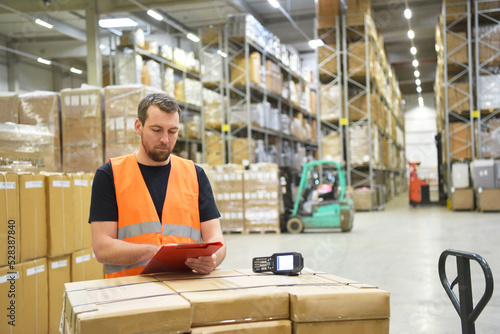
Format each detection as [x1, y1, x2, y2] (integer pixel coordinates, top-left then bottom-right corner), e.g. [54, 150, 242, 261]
[134, 118, 142, 136]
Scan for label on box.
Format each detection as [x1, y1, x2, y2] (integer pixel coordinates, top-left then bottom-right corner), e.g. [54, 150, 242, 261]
[74, 179, 89, 187]
[51, 260, 68, 269]
[0, 272, 19, 284]
[25, 180, 43, 188]
[27, 265, 45, 276]
[76, 254, 91, 263]
[53, 180, 70, 188]
[0, 182, 15, 189]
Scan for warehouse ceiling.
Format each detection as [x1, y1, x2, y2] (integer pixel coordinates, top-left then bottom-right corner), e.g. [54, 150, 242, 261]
[0, 0, 440, 100]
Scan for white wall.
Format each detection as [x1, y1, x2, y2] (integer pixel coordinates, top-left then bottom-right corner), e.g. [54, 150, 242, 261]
[404, 92, 438, 181]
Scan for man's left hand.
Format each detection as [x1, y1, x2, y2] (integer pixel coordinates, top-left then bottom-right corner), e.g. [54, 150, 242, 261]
[185, 254, 217, 274]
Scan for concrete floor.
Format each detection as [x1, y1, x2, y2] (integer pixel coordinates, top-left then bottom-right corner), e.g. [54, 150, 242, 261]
[221, 192, 500, 333]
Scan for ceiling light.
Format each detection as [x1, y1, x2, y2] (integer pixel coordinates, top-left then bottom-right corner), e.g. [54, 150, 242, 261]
[407, 30, 415, 39]
[308, 39, 324, 49]
[187, 33, 200, 42]
[417, 86, 422, 93]
[410, 47, 417, 55]
[147, 9, 163, 21]
[415, 79, 421, 85]
[35, 18, 53, 29]
[37, 57, 51, 65]
[414, 70, 420, 77]
[418, 96, 424, 107]
[404, 9, 412, 19]
[412, 59, 419, 67]
[99, 18, 138, 28]
[217, 49, 227, 57]
[268, 0, 281, 8]
[70, 67, 83, 75]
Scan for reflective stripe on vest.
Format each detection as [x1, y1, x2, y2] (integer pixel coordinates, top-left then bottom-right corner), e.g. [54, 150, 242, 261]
[108, 153, 201, 278]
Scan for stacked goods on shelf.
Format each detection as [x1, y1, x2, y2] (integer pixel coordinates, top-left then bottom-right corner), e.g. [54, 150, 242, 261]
[61, 269, 390, 334]
[471, 159, 500, 212]
[349, 124, 380, 167]
[103, 84, 159, 160]
[231, 137, 256, 165]
[319, 84, 341, 123]
[205, 131, 224, 166]
[18, 91, 61, 171]
[0, 171, 104, 334]
[60, 86, 104, 173]
[321, 131, 342, 162]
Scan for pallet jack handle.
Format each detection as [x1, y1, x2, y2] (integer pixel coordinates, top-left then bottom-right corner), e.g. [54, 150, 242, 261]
[438, 249, 494, 334]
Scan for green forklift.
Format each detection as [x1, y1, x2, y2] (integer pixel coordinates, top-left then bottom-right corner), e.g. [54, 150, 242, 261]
[280, 160, 354, 234]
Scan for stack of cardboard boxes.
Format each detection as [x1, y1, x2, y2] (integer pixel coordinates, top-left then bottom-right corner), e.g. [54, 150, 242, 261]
[0, 172, 105, 334]
[61, 269, 390, 334]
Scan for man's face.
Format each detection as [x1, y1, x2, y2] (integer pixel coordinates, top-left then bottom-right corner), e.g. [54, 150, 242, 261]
[136, 105, 179, 164]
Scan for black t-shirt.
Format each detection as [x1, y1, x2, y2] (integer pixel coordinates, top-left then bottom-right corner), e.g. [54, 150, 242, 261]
[88, 161, 220, 223]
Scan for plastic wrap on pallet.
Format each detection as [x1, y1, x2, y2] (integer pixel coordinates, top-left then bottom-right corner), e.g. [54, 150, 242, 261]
[320, 84, 341, 122]
[478, 74, 500, 110]
[201, 50, 223, 83]
[0, 122, 54, 172]
[0, 92, 18, 123]
[116, 53, 143, 85]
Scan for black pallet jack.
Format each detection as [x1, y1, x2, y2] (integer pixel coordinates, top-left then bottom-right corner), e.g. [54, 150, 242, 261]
[439, 249, 494, 334]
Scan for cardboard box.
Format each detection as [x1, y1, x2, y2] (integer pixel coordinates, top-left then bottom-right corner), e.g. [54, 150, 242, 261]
[231, 52, 262, 87]
[293, 319, 389, 334]
[48, 255, 71, 334]
[71, 248, 105, 282]
[0, 265, 19, 333]
[72, 173, 93, 251]
[353, 188, 373, 211]
[0, 92, 19, 123]
[45, 173, 76, 257]
[19, 173, 47, 262]
[191, 320, 292, 333]
[61, 87, 104, 173]
[477, 188, 500, 212]
[0, 172, 19, 267]
[18, 258, 49, 334]
[451, 188, 474, 210]
[18, 91, 61, 171]
[63, 277, 191, 334]
[316, 0, 340, 29]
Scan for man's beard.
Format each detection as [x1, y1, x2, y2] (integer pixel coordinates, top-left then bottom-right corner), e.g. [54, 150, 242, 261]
[142, 137, 171, 162]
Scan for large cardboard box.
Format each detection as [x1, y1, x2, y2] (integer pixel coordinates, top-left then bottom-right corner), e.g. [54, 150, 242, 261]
[72, 173, 93, 251]
[477, 188, 500, 212]
[49, 255, 71, 334]
[18, 91, 61, 171]
[71, 248, 104, 282]
[451, 188, 474, 210]
[0, 259, 48, 334]
[62, 276, 191, 334]
[0, 172, 19, 267]
[448, 122, 472, 161]
[191, 320, 292, 333]
[61, 87, 104, 173]
[45, 173, 76, 258]
[19, 173, 47, 262]
[17, 258, 49, 334]
[0, 92, 19, 123]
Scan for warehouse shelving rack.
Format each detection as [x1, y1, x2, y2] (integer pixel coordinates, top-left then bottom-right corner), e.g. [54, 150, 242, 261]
[199, 26, 227, 166]
[474, 0, 500, 159]
[223, 15, 318, 168]
[340, 13, 407, 210]
[439, 0, 475, 197]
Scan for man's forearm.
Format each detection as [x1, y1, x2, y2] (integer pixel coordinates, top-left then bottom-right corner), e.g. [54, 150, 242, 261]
[94, 238, 160, 267]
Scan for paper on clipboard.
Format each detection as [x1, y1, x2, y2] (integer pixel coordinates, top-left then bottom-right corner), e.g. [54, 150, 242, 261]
[140, 242, 223, 274]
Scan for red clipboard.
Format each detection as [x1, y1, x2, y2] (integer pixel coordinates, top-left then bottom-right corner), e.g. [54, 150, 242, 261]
[140, 242, 223, 274]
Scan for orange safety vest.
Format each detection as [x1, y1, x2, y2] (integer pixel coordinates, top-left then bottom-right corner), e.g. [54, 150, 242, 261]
[106, 153, 201, 278]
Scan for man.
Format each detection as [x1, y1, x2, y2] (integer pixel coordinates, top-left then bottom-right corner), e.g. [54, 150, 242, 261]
[89, 93, 226, 278]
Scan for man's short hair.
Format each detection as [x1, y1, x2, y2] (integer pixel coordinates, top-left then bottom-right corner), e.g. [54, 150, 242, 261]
[137, 93, 180, 125]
